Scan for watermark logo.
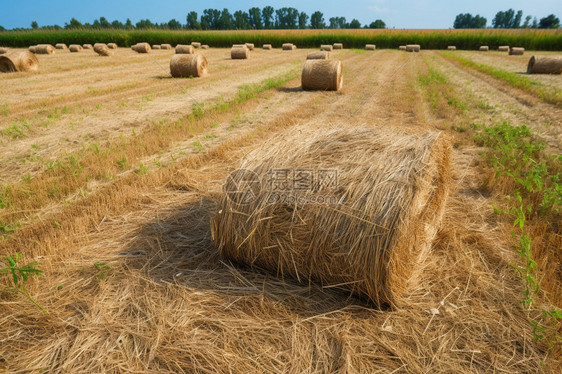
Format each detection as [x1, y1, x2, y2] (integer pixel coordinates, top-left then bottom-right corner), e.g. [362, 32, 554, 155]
[224, 169, 261, 205]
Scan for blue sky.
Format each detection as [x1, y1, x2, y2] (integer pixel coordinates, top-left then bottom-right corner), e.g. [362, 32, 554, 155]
[0, 0, 560, 29]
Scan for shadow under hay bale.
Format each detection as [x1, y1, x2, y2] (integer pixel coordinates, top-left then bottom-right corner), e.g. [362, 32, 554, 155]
[69, 44, 83, 53]
[509, 47, 524, 56]
[170, 54, 208, 78]
[307, 51, 330, 60]
[176, 44, 194, 54]
[211, 125, 452, 308]
[231, 46, 249, 59]
[94, 43, 113, 56]
[0, 51, 39, 73]
[302, 60, 342, 91]
[527, 55, 562, 74]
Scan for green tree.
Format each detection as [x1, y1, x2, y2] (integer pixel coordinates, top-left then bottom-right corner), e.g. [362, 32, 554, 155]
[329, 17, 346, 29]
[111, 20, 124, 29]
[98, 17, 111, 28]
[201, 9, 221, 30]
[522, 15, 532, 28]
[64, 17, 82, 29]
[453, 13, 486, 28]
[349, 19, 361, 28]
[248, 7, 262, 29]
[186, 11, 201, 30]
[234, 10, 250, 29]
[218, 9, 234, 30]
[492, 9, 523, 28]
[167, 19, 182, 30]
[262, 6, 275, 29]
[275, 7, 299, 29]
[125, 18, 133, 29]
[135, 19, 155, 29]
[31, 21, 38, 29]
[0, 25, 5, 31]
[298, 12, 309, 29]
[539, 14, 560, 28]
[310, 11, 325, 29]
[369, 19, 386, 29]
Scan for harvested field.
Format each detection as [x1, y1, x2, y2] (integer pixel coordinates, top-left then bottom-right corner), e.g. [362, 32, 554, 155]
[1, 46, 561, 373]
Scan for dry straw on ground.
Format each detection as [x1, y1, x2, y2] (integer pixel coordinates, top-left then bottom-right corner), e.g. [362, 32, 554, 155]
[263, 44, 272, 50]
[107, 43, 117, 49]
[82, 44, 93, 50]
[175, 44, 194, 54]
[498, 46, 510, 52]
[69, 44, 83, 52]
[212, 125, 451, 307]
[320, 45, 333, 51]
[333, 43, 343, 49]
[170, 54, 208, 78]
[231, 46, 249, 59]
[35, 44, 55, 54]
[447, 46, 456, 50]
[161, 44, 172, 50]
[307, 51, 330, 60]
[55, 43, 67, 50]
[191, 42, 202, 48]
[509, 47, 525, 55]
[132, 43, 151, 53]
[282, 43, 295, 50]
[527, 55, 562, 74]
[365, 44, 376, 50]
[406, 44, 420, 52]
[94, 43, 113, 56]
[301, 59, 343, 91]
[0, 51, 39, 73]
[479, 46, 489, 51]
[245, 43, 255, 51]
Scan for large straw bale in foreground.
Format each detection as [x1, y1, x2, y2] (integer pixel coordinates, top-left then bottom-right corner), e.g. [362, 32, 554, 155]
[302, 60, 343, 91]
[211, 125, 451, 307]
[527, 55, 562, 74]
[170, 54, 208, 78]
[509, 47, 524, 55]
[231, 46, 249, 59]
[94, 43, 113, 56]
[307, 51, 330, 60]
[406, 44, 420, 52]
[0, 51, 39, 73]
[69, 44, 83, 52]
[35, 44, 55, 54]
[176, 44, 194, 54]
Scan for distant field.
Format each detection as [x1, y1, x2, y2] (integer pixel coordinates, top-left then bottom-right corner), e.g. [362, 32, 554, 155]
[1, 28, 562, 49]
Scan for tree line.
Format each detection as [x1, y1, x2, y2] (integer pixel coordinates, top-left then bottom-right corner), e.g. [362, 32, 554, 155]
[3, 7, 386, 31]
[453, 9, 560, 29]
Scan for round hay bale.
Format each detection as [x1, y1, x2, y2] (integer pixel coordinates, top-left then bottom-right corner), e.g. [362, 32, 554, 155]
[479, 46, 489, 51]
[201, 45, 209, 49]
[365, 44, 376, 50]
[263, 44, 272, 50]
[231, 47, 249, 60]
[447, 46, 456, 51]
[333, 43, 343, 49]
[320, 45, 333, 51]
[28, 46, 37, 53]
[191, 42, 202, 48]
[94, 43, 113, 56]
[399, 46, 406, 51]
[161, 44, 172, 50]
[509, 47, 524, 56]
[55, 43, 67, 50]
[152, 44, 162, 50]
[307, 51, 330, 60]
[0, 47, 8, 54]
[35, 44, 55, 54]
[232, 44, 246, 48]
[211, 125, 451, 307]
[498, 46, 509, 52]
[176, 44, 194, 54]
[0, 51, 39, 73]
[107, 43, 117, 49]
[245, 43, 254, 51]
[301, 59, 343, 91]
[282, 43, 294, 51]
[527, 55, 562, 74]
[170, 53, 208, 78]
[69, 44, 83, 52]
[132, 42, 151, 53]
[405, 44, 420, 52]
[83, 44, 93, 50]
